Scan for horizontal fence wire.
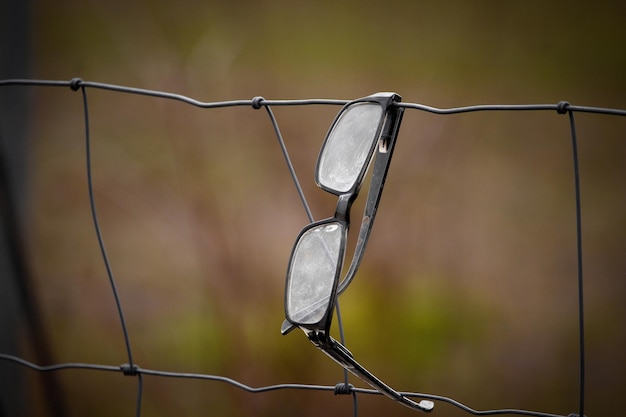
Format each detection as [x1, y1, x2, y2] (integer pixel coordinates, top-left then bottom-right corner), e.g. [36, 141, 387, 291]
[0, 352, 567, 417]
[2, 78, 625, 115]
[1, 78, 625, 417]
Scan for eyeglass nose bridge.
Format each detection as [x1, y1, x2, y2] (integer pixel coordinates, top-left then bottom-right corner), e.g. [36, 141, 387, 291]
[333, 193, 357, 224]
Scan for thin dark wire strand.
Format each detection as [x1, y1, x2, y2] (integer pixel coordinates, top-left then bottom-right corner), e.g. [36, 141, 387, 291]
[261, 103, 314, 222]
[398, 101, 626, 116]
[398, 389, 566, 417]
[335, 299, 356, 417]
[80, 85, 144, 417]
[80, 86, 135, 368]
[2, 78, 626, 116]
[334, 302, 351, 385]
[0, 79, 72, 88]
[136, 373, 143, 417]
[0, 353, 568, 417]
[0, 78, 347, 109]
[0, 353, 336, 393]
[80, 80, 347, 108]
[567, 109, 585, 417]
[0, 353, 121, 372]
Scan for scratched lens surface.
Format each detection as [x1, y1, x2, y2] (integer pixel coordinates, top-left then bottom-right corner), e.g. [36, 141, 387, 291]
[318, 103, 382, 193]
[287, 222, 344, 324]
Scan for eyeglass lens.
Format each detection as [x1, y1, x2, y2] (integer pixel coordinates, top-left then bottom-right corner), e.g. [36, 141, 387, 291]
[317, 103, 383, 193]
[286, 222, 345, 324]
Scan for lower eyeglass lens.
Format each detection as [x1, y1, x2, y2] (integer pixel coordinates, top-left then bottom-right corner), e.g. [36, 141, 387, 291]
[287, 222, 343, 324]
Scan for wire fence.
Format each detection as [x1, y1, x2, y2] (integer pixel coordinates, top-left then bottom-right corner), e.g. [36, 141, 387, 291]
[1, 78, 625, 417]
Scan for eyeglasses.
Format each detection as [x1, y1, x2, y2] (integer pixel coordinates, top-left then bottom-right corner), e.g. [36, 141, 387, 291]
[282, 93, 434, 413]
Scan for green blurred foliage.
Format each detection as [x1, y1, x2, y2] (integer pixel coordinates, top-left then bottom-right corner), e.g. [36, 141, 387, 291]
[7, 0, 626, 416]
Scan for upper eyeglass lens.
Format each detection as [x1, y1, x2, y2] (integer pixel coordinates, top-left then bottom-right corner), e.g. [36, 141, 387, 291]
[317, 103, 383, 193]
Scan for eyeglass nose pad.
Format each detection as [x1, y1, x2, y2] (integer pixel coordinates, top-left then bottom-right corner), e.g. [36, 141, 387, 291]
[280, 319, 296, 335]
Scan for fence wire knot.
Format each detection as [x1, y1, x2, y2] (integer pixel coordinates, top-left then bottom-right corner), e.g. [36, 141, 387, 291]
[69, 78, 83, 91]
[557, 100, 571, 114]
[251, 96, 265, 109]
[120, 363, 139, 376]
[334, 382, 354, 395]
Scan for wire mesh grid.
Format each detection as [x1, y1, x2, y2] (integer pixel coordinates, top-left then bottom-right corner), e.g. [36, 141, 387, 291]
[0, 78, 625, 417]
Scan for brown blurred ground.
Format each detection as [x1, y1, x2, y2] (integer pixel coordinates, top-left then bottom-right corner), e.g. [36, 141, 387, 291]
[6, 1, 626, 416]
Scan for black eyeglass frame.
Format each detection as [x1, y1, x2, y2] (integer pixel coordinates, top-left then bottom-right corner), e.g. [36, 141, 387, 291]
[281, 92, 404, 335]
[281, 93, 435, 412]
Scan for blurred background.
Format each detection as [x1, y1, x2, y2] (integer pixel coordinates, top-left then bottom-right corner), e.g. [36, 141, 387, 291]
[1, 1, 625, 416]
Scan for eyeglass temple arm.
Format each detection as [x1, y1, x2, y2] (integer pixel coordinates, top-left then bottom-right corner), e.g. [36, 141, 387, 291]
[308, 331, 434, 412]
[337, 104, 405, 296]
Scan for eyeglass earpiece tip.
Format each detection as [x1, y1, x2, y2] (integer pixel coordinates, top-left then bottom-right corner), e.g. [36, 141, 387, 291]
[419, 400, 435, 412]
